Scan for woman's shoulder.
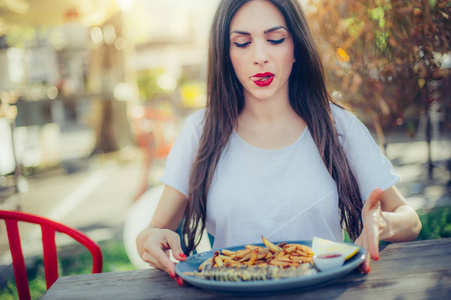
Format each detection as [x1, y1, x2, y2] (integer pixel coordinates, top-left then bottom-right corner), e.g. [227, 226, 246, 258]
[185, 108, 206, 124]
[330, 102, 356, 119]
[180, 108, 206, 138]
[330, 102, 358, 133]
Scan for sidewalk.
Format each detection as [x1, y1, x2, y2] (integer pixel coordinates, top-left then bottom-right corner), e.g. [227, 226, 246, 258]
[385, 135, 451, 210]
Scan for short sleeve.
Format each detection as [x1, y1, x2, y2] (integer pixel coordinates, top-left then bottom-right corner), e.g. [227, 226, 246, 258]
[159, 109, 205, 197]
[331, 104, 401, 201]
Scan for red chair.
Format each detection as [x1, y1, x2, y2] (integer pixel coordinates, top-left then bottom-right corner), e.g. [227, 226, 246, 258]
[0, 210, 103, 300]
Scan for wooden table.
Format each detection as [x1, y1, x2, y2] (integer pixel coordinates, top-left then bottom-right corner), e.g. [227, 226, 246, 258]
[42, 238, 451, 299]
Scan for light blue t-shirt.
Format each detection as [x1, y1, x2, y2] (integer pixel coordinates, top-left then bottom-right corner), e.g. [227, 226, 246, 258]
[160, 104, 401, 249]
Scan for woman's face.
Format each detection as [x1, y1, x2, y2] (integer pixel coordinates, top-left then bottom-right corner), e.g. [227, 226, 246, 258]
[229, 0, 295, 102]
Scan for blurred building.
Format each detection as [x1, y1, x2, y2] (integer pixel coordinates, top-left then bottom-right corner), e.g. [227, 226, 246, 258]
[0, 0, 221, 201]
[0, 2, 120, 174]
[129, 0, 219, 111]
[0, 1, 124, 203]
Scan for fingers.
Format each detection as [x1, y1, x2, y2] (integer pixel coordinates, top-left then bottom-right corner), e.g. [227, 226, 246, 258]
[365, 188, 384, 211]
[358, 251, 371, 274]
[141, 243, 172, 271]
[165, 230, 187, 262]
[354, 235, 363, 248]
[355, 235, 370, 273]
[168, 267, 184, 286]
[138, 228, 185, 275]
[138, 228, 188, 287]
[355, 224, 379, 274]
[359, 187, 383, 263]
[160, 229, 186, 277]
[360, 211, 380, 261]
[355, 237, 370, 273]
[143, 254, 185, 286]
[366, 224, 380, 261]
[147, 234, 179, 270]
[176, 277, 185, 286]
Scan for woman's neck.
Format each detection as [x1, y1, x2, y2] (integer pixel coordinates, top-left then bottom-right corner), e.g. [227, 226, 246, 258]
[236, 91, 306, 150]
[240, 91, 295, 124]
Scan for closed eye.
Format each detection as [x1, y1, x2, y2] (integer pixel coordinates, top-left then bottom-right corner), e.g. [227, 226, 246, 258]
[234, 41, 251, 48]
[268, 38, 285, 45]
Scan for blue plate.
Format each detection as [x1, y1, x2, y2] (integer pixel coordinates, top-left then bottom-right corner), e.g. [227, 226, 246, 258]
[176, 240, 365, 294]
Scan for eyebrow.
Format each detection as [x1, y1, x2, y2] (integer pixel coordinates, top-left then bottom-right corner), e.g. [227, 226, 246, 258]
[230, 25, 288, 35]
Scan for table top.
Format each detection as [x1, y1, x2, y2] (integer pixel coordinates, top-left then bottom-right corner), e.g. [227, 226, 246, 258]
[42, 238, 451, 300]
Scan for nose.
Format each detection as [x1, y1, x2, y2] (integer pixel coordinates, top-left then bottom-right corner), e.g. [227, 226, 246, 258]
[254, 59, 269, 65]
[253, 42, 269, 65]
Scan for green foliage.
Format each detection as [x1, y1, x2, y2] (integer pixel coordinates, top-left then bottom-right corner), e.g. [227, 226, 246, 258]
[5, 26, 51, 48]
[417, 207, 451, 240]
[310, 0, 451, 137]
[370, 6, 386, 29]
[0, 282, 19, 300]
[5, 26, 36, 48]
[344, 231, 352, 243]
[136, 68, 172, 104]
[95, 240, 136, 273]
[343, 17, 364, 38]
[0, 258, 47, 300]
[27, 274, 47, 300]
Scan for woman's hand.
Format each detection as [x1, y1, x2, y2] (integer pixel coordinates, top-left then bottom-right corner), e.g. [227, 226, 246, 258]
[355, 186, 422, 273]
[354, 187, 387, 273]
[136, 227, 187, 286]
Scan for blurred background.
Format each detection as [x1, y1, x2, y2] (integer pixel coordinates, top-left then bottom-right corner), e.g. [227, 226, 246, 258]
[0, 0, 450, 298]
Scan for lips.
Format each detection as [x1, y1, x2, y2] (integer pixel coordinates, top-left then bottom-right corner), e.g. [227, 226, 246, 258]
[251, 72, 275, 87]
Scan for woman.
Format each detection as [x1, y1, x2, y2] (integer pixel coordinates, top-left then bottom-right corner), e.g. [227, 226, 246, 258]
[136, 0, 421, 285]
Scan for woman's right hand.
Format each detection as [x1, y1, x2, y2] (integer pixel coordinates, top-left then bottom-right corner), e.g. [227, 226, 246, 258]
[136, 226, 187, 284]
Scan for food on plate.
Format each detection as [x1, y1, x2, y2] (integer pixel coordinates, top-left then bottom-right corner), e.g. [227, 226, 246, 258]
[184, 236, 318, 281]
[183, 237, 360, 281]
[186, 264, 315, 281]
[311, 237, 359, 260]
[201, 236, 314, 271]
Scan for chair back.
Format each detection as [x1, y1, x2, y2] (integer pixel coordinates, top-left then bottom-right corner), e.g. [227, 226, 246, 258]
[0, 210, 103, 300]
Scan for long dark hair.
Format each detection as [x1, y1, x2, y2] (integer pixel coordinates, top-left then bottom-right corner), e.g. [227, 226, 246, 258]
[182, 0, 363, 254]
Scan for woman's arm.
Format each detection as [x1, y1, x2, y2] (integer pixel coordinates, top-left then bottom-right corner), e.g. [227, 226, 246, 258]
[355, 185, 422, 273]
[136, 185, 189, 280]
[148, 184, 188, 230]
[378, 186, 422, 242]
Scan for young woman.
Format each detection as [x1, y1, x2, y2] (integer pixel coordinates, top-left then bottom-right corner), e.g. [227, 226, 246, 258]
[136, 0, 421, 285]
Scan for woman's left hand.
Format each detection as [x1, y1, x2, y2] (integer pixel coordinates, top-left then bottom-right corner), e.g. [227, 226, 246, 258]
[354, 187, 387, 273]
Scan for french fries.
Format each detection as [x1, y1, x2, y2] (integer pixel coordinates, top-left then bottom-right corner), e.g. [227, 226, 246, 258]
[198, 236, 314, 271]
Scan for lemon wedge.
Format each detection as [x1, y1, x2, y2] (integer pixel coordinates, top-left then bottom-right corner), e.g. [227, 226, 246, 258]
[312, 237, 359, 260]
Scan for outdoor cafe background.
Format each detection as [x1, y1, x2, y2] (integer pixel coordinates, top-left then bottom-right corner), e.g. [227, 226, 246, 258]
[0, 0, 450, 244]
[0, 0, 221, 198]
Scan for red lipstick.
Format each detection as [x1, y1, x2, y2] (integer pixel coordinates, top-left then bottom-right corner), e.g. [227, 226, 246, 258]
[251, 72, 274, 87]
